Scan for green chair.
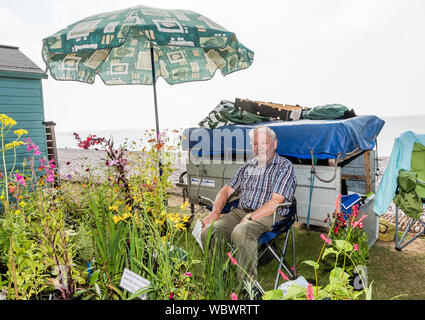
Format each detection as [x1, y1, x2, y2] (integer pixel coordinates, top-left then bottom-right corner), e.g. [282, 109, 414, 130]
[394, 142, 425, 250]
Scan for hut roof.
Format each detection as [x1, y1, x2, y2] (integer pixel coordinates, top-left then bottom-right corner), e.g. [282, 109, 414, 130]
[0, 45, 46, 76]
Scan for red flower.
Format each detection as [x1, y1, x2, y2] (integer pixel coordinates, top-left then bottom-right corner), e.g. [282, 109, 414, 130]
[320, 234, 332, 245]
[278, 269, 289, 281]
[306, 283, 314, 300]
[227, 252, 238, 265]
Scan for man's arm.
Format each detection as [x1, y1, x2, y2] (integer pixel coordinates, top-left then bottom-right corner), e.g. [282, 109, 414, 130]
[201, 184, 235, 228]
[241, 193, 285, 224]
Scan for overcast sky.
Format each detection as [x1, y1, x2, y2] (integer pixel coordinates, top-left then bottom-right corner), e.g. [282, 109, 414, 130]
[1, 0, 425, 132]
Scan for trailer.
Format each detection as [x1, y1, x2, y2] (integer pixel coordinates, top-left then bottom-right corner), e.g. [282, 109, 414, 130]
[179, 115, 385, 247]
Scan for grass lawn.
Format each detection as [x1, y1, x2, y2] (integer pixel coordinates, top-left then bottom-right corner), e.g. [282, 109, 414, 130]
[169, 195, 425, 300]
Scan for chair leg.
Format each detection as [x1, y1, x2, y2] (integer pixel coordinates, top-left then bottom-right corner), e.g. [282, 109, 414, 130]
[291, 224, 296, 277]
[395, 207, 425, 250]
[395, 206, 400, 250]
[272, 229, 293, 290]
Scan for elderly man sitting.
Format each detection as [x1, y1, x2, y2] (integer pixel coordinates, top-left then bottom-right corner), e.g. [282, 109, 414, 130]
[201, 125, 297, 283]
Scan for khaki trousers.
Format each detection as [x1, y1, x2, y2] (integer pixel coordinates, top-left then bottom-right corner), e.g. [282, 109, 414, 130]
[201, 207, 285, 281]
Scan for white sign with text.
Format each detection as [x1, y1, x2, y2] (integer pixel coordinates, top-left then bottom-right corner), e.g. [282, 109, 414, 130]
[119, 268, 150, 300]
[192, 219, 204, 252]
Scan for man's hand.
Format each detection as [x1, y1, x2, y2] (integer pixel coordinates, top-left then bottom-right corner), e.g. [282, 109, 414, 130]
[201, 185, 235, 228]
[201, 211, 220, 228]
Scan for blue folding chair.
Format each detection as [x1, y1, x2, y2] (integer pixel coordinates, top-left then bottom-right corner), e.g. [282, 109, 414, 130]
[202, 196, 297, 293]
[257, 198, 297, 290]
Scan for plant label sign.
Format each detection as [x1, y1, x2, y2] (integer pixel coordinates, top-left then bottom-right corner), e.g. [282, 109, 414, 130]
[119, 268, 150, 300]
[192, 219, 203, 252]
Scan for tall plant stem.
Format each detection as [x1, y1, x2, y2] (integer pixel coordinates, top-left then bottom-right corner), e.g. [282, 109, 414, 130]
[9, 241, 19, 300]
[1, 125, 10, 213]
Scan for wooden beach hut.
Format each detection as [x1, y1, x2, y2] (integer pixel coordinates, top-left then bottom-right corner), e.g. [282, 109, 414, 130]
[0, 44, 57, 181]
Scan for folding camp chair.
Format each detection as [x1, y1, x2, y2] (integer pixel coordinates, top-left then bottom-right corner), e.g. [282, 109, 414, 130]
[395, 205, 425, 250]
[201, 196, 297, 294]
[394, 142, 425, 250]
[257, 199, 297, 290]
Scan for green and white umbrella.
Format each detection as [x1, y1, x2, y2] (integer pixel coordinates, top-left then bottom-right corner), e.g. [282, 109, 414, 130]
[42, 4, 254, 138]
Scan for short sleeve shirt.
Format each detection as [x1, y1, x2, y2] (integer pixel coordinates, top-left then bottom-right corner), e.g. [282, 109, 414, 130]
[227, 153, 296, 216]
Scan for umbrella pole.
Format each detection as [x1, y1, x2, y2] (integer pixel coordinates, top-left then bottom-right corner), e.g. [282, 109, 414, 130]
[150, 44, 160, 142]
[150, 44, 163, 177]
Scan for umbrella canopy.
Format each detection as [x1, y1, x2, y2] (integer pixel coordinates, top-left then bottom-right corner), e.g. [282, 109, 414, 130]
[41, 5, 254, 86]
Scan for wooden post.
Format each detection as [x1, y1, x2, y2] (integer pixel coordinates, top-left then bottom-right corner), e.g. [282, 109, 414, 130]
[364, 150, 372, 194]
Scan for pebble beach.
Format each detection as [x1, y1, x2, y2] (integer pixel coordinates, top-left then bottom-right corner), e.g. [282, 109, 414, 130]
[57, 148, 424, 235]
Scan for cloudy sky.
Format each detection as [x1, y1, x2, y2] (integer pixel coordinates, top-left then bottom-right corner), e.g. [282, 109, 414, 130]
[1, 0, 425, 132]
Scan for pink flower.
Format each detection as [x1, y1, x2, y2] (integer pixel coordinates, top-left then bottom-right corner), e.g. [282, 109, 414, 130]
[279, 269, 289, 281]
[231, 293, 238, 300]
[352, 204, 359, 218]
[169, 292, 173, 300]
[335, 194, 342, 211]
[46, 174, 55, 183]
[16, 174, 26, 186]
[306, 283, 314, 300]
[183, 272, 192, 277]
[320, 233, 332, 245]
[353, 244, 359, 252]
[227, 252, 238, 265]
[352, 215, 368, 229]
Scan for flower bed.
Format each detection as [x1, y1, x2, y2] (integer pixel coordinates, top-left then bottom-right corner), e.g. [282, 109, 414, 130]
[0, 114, 373, 300]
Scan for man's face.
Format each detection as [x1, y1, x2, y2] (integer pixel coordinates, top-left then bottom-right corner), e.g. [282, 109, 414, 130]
[252, 129, 277, 164]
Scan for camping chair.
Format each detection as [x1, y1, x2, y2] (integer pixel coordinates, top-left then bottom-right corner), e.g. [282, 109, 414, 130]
[201, 196, 297, 294]
[257, 199, 297, 290]
[394, 142, 425, 250]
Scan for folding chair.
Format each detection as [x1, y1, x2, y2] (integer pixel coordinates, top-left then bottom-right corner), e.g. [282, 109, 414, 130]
[257, 199, 297, 290]
[202, 196, 297, 293]
[394, 142, 425, 250]
[395, 205, 425, 250]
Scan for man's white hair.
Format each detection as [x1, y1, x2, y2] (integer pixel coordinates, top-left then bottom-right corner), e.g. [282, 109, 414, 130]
[248, 125, 277, 144]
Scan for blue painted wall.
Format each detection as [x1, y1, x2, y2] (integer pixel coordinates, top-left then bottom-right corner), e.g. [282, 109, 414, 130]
[0, 74, 48, 181]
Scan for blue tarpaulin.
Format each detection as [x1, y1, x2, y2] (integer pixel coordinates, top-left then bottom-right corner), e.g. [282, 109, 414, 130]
[182, 115, 385, 160]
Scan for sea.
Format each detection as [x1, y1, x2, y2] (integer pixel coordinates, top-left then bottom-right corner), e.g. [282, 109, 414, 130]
[55, 115, 425, 158]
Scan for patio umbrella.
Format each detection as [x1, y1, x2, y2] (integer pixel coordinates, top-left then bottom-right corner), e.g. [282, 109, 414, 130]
[41, 4, 254, 141]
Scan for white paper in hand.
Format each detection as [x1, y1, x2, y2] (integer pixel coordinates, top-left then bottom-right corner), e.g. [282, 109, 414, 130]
[192, 219, 203, 252]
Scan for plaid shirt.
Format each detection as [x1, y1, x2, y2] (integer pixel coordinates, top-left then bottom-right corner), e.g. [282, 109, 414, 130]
[227, 153, 296, 216]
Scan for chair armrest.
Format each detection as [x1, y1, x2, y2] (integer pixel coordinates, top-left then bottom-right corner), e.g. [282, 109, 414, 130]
[273, 202, 293, 225]
[199, 196, 214, 206]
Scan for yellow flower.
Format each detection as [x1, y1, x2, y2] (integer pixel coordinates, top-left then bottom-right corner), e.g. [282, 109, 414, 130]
[14, 129, 28, 137]
[14, 209, 21, 215]
[155, 217, 165, 224]
[19, 201, 26, 208]
[0, 114, 17, 127]
[180, 201, 189, 211]
[168, 213, 180, 223]
[4, 141, 24, 150]
[175, 222, 187, 230]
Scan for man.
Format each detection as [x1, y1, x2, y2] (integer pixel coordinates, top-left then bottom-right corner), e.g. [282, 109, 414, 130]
[201, 125, 296, 282]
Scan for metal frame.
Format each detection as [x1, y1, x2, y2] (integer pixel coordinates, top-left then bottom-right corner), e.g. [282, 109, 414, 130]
[258, 202, 297, 291]
[395, 205, 425, 251]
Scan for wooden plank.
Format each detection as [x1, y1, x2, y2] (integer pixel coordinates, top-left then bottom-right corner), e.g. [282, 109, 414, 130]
[0, 96, 42, 105]
[341, 174, 366, 181]
[364, 150, 372, 194]
[0, 77, 42, 89]
[0, 87, 42, 98]
[0, 104, 43, 113]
